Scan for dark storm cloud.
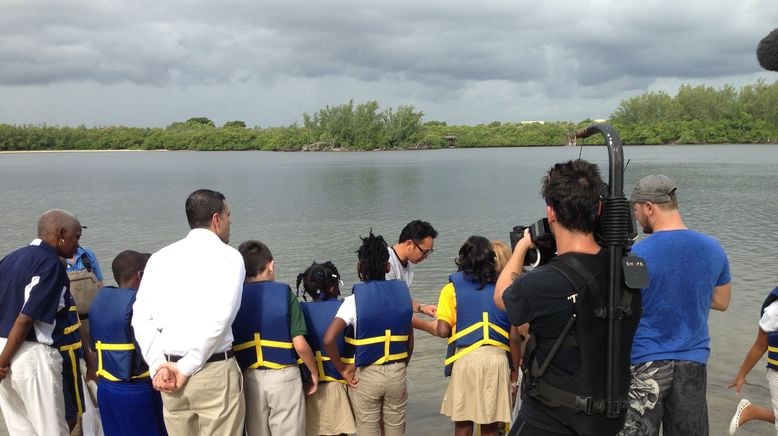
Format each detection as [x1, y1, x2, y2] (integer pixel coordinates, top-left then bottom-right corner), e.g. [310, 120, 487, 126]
[4, 0, 768, 87]
[0, 0, 775, 125]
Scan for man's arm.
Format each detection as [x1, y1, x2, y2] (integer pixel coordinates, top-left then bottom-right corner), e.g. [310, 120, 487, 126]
[494, 229, 532, 310]
[711, 283, 732, 311]
[0, 314, 35, 380]
[131, 260, 166, 379]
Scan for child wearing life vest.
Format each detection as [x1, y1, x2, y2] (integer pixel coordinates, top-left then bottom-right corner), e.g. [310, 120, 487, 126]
[727, 286, 778, 434]
[232, 241, 319, 436]
[89, 250, 167, 436]
[436, 236, 521, 436]
[323, 231, 414, 436]
[296, 261, 356, 436]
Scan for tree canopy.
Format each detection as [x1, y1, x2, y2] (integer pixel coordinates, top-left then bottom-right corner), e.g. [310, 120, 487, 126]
[2, 80, 778, 151]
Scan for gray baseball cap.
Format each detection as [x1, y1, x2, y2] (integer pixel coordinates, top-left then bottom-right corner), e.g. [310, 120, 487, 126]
[630, 175, 677, 203]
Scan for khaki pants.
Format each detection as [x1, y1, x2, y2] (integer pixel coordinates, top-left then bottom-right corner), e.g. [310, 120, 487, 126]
[244, 366, 305, 436]
[349, 362, 408, 436]
[161, 358, 245, 436]
[0, 340, 69, 436]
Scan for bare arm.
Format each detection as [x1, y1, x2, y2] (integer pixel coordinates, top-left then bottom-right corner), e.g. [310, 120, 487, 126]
[494, 229, 532, 310]
[509, 325, 523, 402]
[293, 335, 319, 396]
[0, 314, 35, 380]
[323, 317, 357, 387]
[406, 323, 414, 362]
[711, 283, 732, 311]
[436, 320, 452, 338]
[728, 328, 768, 394]
[79, 319, 98, 382]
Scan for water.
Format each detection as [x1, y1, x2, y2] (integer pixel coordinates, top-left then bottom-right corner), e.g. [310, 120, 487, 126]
[1, 145, 777, 435]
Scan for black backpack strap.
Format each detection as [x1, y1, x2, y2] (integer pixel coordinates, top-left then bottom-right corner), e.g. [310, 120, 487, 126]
[524, 256, 610, 415]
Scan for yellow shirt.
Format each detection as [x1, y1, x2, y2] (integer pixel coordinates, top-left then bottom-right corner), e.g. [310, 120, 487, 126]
[436, 282, 457, 328]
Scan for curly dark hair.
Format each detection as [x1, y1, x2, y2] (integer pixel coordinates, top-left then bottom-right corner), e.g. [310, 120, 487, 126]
[455, 235, 497, 290]
[541, 159, 605, 234]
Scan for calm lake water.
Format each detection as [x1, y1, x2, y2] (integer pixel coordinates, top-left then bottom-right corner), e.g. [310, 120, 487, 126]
[1, 145, 777, 435]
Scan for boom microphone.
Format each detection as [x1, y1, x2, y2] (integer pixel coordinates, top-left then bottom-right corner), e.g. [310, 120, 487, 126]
[757, 28, 778, 72]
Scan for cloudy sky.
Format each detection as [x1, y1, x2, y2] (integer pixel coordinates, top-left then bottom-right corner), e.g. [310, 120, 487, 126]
[1, 0, 776, 127]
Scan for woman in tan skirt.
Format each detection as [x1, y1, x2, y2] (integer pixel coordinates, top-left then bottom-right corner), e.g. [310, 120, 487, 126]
[436, 236, 521, 436]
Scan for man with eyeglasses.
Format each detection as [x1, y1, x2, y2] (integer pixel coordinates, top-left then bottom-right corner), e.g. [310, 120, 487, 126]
[387, 220, 438, 335]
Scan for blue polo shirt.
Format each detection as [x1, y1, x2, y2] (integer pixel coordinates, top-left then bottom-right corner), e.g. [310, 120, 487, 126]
[66, 246, 103, 282]
[0, 239, 70, 345]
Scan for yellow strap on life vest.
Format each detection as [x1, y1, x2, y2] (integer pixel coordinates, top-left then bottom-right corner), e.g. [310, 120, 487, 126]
[444, 312, 510, 366]
[768, 346, 778, 366]
[345, 329, 409, 365]
[311, 350, 350, 384]
[59, 340, 83, 416]
[233, 332, 296, 370]
[62, 306, 81, 335]
[94, 341, 149, 382]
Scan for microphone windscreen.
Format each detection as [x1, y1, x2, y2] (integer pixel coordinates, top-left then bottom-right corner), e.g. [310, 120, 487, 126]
[757, 28, 778, 72]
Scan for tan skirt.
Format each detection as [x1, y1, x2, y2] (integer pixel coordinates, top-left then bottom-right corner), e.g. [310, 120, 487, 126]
[305, 381, 356, 436]
[440, 345, 512, 424]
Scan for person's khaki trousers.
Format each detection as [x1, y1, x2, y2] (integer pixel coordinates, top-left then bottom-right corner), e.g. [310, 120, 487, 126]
[349, 362, 408, 436]
[161, 358, 245, 435]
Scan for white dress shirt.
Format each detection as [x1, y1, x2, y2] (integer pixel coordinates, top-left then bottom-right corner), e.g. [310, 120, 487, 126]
[132, 228, 245, 377]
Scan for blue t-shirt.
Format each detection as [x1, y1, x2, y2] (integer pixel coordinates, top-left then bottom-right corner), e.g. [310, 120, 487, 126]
[630, 229, 731, 364]
[0, 240, 71, 345]
[67, 246, 103, 282]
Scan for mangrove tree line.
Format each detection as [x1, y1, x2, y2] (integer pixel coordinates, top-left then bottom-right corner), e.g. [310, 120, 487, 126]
[2, 80, 778, 151]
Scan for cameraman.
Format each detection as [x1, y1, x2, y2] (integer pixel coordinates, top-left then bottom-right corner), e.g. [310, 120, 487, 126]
[494, 159, 640, 435]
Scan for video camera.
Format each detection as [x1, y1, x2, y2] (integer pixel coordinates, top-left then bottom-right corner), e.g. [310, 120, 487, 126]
[509, 218, 556, 267]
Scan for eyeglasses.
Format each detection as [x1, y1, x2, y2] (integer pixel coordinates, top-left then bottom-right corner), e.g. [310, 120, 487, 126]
[412, 240, 434, 258]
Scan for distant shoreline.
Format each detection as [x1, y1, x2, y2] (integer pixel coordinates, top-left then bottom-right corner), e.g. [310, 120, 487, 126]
[1, 143, 776, 154]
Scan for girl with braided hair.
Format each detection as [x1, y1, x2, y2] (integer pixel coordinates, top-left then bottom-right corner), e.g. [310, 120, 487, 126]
[323, 231, 414, 436]
[296, 261, 356, 436]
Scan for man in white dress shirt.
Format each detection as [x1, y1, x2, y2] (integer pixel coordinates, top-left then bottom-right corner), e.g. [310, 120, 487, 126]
[132, 189, 246, 435]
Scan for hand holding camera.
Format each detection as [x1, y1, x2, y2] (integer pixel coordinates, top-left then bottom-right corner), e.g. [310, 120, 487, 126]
[509, 218, 557, 267]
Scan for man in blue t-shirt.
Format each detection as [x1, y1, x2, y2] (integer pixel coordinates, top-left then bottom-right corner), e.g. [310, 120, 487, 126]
[619, 175, 732, 436]
[0, 209, 83, 436]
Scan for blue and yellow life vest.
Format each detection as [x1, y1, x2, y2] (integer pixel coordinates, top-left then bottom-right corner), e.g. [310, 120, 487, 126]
[89, 287, 150, 381]
[232, 281, 298, 371]
[349, 280, 412, 367]
[300, 299, 353, 383]
[54, 291, 84, 416]
[761, 287, 778, 370]
[444, 272, 510, 369]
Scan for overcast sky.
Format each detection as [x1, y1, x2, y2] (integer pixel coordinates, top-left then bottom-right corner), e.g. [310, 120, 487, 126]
[1, 0, 776, 127]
